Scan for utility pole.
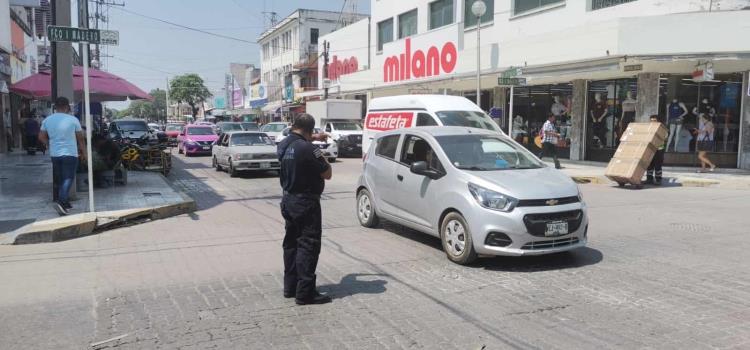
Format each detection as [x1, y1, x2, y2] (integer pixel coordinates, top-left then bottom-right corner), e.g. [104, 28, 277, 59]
[165, 77, 170, 123]
[77, 0, 89, 65]
[51, 0, 74, 102]
[323, 41, 330, 100]
[89, 0, 124, 67]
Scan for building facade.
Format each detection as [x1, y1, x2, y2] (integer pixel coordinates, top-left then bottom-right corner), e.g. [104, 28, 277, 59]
[257, 9, 368, 119]
[318, 0, 750, 169]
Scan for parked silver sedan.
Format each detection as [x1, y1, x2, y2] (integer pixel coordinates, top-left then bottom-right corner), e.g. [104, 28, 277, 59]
[212, 131, 279, 177]
[356, 126, 588, 265]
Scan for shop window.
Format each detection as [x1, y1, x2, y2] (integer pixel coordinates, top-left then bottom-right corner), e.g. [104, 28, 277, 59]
[513, 0, 564, 16]
[658, 73, 743, 155]
[511, 83, 573, 159]
[586, 79, 637, 155]
[464, 0, 494, 27]
[430, 0, 454, 30]
[398, 9, 418, 39]
[377, 18, 394, 52]
[310, 28, 319, 45]
[590, 0, 636, 11]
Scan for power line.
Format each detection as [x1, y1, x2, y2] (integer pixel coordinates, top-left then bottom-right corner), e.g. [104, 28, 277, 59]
[111, 6, 258, 45]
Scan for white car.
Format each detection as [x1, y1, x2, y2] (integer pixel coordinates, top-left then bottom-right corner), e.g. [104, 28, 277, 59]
[278, 127, 338, 162]
[260, 122, 289, 143]
[212, 131, 279, 177]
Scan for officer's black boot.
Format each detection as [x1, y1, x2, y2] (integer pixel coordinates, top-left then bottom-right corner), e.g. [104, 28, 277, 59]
[644, 174, 654, 184]
[295, 291, 332, 305]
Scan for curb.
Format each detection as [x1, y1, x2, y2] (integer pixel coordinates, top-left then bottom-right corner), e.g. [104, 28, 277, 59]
[2, 198, 197, 245]
[570, 174, 740, 188]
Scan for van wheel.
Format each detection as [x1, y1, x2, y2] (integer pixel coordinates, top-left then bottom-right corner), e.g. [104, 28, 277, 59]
[440, 212, 477, 265]
[356, 188, 379, 228]
[228, 160, 238, 177]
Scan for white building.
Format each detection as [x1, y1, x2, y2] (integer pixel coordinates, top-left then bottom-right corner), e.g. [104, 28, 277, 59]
[257, 9, 367, 118]
[318, 0, 750, 169]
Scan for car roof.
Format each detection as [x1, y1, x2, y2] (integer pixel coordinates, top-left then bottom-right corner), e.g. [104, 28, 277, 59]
[185, 124, 213, 128]
[376, 126, 500, 139]
[368, 95, 482, 113]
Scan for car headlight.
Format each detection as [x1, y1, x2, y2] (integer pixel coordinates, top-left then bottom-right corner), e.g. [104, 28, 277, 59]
[468, 183, 518, 212]
[235, 153, 253, 160]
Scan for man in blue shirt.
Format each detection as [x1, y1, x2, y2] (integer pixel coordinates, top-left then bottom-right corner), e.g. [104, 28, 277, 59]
[39, 97, 86, 215]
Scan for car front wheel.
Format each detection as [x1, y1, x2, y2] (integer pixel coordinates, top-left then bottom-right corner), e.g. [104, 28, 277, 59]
[213, 157, 222, 171]
[356, 188, 379, 228]
[440, 212, 477, 265]
[228, 160, 238, 177]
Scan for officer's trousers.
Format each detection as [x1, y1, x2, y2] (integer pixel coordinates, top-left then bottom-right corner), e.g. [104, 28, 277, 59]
[280, 193, 322, 298]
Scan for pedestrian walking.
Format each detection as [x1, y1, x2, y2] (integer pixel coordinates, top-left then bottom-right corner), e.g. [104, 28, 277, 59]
[539, 114, 561, 169]
[277, 113, 333, 305]
[38, 97, 86, 216]
[23, 114, 40, 152]
[695, 113, 717, 172]
[645, 115, 665, 185]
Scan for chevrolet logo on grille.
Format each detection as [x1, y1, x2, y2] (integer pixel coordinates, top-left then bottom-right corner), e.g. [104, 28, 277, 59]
[545, 199, 559, 206]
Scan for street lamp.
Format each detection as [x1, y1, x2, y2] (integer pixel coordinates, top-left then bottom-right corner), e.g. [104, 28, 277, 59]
[471, 0, 487, 109]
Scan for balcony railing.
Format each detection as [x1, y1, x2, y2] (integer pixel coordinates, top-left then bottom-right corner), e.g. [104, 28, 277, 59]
[591, 0, 636, 10]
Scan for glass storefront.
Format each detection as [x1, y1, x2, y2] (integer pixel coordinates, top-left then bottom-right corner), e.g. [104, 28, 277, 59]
[510, 84, 573, 158]
[586, 78, 638, 162]
[658, 74, 742, 161]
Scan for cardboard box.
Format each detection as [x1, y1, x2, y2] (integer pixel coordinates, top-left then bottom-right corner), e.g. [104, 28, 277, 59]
[613, 142, 656, 168]
[605, 157, 647, 185]
[620, 122, 668, 149]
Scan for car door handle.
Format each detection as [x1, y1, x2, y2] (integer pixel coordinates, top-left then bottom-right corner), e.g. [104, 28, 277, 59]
[397, 175, 403, 181]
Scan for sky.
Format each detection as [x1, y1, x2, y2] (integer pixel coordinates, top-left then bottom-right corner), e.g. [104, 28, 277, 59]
[85, 0, 371, 110]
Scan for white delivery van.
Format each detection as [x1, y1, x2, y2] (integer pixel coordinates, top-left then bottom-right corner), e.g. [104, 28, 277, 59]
[306, 99, 364, 156]
[362, 95, 503, 153]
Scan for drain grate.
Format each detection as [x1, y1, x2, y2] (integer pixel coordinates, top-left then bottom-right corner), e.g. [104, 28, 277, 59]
[143, 192, 162, 197]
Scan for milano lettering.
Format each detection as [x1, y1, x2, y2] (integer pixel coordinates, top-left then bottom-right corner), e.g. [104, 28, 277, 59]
[383, 38, 458, 83]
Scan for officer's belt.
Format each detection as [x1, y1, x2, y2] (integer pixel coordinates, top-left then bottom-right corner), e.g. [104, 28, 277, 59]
[283, 191, 321, 200]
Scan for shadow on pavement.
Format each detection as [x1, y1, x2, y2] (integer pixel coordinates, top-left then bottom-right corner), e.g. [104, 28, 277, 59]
[478, 247, 603, 272]
[381, 222, 443, 251]
[318, 273, 388, 299]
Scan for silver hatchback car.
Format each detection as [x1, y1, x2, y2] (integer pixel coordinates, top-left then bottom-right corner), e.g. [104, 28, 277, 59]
[356, 127, 588, 265]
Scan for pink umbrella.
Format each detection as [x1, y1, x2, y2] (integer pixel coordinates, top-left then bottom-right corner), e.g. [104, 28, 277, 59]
[9, 66, 152, 102]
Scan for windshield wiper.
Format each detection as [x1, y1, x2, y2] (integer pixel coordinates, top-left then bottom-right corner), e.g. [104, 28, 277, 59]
[456, 165, 489, 171]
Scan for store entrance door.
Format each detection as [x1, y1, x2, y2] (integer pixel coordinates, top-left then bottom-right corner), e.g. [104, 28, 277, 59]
[585, 78, 638, 162]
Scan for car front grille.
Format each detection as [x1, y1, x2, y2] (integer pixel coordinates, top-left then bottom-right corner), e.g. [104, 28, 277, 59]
[196, 141, 213, 146]
[347, 135, 363, 143]
[254, 153, 276, 160]
[517, 196, 580, 207]
[523, 210, 584, 237]
[247, 162, 280, 168]
[521, 237, 580, 250]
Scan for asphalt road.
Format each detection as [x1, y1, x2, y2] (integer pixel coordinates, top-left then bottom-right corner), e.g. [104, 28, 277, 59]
[0, 153, 748, 349]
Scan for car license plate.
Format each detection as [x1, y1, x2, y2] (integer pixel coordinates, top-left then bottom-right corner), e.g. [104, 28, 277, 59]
[260, 162, 270, 169]
[202, 146, 210, 150]
[545, 221, 568, 236]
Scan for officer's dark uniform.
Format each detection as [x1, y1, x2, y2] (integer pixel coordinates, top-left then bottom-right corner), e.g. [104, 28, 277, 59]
[277, 131, 330, 299]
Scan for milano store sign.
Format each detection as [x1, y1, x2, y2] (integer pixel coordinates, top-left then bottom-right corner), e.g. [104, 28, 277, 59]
[379, 24, 461, 83]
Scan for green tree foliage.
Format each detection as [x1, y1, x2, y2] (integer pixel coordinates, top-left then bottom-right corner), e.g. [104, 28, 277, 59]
[169, 74, 212, 119]
[118, 89, 168, 121]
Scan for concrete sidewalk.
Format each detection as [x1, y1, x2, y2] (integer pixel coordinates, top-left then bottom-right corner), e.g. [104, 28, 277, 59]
[550, 159, 750, 189]
[0, 151, 195, 244]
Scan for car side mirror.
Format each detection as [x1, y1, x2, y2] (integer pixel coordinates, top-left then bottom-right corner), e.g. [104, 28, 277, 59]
[410, 161, 443, 180]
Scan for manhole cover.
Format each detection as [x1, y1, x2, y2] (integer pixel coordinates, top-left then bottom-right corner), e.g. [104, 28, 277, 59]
[143, 192, 162, 197]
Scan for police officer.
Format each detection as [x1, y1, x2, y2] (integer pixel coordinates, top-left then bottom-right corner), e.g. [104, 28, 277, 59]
[277, 113, 333, 305]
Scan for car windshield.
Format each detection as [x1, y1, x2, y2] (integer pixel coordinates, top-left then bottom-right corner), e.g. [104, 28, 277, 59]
[187, 127, 214, 135]
[435, 134, 544, 170]
[331, 122, 362, 131]
[166, 124, 183, 132]
[263, 124, 287, 132]
[220, 123, 244, 132]
[435, 111, 500, 132]
[117, 121, 148, 132]
[230, 133, 272, 146]
[241, 123, 259, 131]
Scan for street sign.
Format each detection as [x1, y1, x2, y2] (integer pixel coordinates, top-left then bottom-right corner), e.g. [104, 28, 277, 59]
[498, 77, 527, 86]
[501, 67, 522, 79]
[47, 26, 119, 46]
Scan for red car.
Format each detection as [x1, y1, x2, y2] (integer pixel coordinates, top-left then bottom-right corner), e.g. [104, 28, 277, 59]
[165, 123, 184, 146]
[177, 125, 218, 156]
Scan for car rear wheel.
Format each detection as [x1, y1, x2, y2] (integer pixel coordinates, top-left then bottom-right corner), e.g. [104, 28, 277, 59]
[356, 188, 379, 228]
[440, 212, 477, 265]
[228, 160, 238, 178]
[213, 157, 222, 171]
